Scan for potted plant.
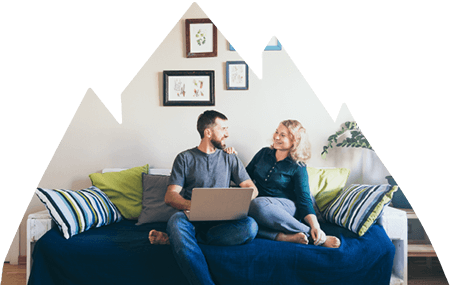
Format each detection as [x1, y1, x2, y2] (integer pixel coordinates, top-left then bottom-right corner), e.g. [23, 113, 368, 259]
[321, 121, 410, 208]
[321, 121, 372, 159]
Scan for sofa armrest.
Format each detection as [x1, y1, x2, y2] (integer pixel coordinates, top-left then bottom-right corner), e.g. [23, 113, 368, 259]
[27, 210, 55, 240]
[27, 210, 55, 284]
[378, 206, 407, 240]
[378, 206, 408, 284]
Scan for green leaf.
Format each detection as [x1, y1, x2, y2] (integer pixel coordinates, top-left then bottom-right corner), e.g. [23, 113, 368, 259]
[351, 131, 359, 137]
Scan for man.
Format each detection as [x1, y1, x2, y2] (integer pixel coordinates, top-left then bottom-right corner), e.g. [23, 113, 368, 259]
[149, 110, 258, 285]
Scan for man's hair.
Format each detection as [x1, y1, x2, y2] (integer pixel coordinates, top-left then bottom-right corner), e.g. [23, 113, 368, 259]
[197, 110, 228, 138]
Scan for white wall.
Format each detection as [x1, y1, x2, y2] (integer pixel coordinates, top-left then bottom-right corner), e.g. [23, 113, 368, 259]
[16, 3, 390, 256]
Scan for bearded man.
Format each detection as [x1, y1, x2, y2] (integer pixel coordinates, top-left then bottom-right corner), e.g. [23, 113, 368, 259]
[148, 110, 258, 285]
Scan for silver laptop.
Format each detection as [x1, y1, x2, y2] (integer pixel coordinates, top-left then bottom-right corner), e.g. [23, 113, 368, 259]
[184, 188, 254, 221]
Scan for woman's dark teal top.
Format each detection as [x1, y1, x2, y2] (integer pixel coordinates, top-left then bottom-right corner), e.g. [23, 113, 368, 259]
[246, 147, 315, 220]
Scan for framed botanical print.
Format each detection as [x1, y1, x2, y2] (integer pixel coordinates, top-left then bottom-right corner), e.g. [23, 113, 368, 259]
[185, 18, 217, 58]
[226, 61, 249, 90]
[163, 70, 215, 106]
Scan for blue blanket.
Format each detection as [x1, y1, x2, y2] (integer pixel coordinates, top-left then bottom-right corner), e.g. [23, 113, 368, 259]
[28, 219, 395, 285]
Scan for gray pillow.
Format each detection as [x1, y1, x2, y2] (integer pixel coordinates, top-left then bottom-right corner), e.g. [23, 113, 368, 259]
[136, 173, 180, 225]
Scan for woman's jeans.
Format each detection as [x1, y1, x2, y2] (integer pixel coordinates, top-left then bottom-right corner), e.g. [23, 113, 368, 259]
[248, 196, 311, 240]
[166, 211, 258, 285]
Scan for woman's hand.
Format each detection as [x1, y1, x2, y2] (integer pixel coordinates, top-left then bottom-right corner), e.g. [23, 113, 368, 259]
[310, 227, 326, 245]
[224, 147, 238, 155]
[304, 214, 325, 245]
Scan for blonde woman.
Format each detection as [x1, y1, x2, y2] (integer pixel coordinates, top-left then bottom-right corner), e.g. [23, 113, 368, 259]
[243, 120, 340, 248]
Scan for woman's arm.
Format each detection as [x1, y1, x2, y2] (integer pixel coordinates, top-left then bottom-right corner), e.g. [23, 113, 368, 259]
[292, 165, 316, 220]
[292, 165, 324, 243]
[245, 148, 265, 180]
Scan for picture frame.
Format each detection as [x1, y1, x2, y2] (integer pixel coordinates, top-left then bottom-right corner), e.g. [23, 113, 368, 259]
[226, 61, 249, 90]
[229, 37, 282, 51]
[185, 18, 217, 58]
[163, 70, 215, 106]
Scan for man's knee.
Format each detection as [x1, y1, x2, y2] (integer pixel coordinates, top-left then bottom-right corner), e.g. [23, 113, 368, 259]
[246, 217, 258, 241]
[167, 212, 189, 234]
[238, 216, 258, 244]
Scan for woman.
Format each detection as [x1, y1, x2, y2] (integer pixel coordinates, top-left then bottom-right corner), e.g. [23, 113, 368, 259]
[239, 120, 340, 247]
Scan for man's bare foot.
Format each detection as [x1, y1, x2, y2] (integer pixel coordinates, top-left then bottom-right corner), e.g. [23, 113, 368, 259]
[149, 230, 170, 245]
[320, 236, 340, 248]
[275, 232, 308, 244]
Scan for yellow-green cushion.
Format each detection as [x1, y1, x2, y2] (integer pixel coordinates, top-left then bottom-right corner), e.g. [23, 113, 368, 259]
[307, 167, 351, 212]
[89, 164, 149, 219]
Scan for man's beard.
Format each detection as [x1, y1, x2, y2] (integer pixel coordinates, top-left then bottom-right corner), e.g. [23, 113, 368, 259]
[211, 137, 226, 150]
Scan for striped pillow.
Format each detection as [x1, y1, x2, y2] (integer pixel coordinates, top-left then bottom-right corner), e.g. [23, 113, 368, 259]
[35, 186, 122, 239]
[322, 184, 398, 236]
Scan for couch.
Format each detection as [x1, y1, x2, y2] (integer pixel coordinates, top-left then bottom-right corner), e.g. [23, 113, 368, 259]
[28, 165, 408, 285]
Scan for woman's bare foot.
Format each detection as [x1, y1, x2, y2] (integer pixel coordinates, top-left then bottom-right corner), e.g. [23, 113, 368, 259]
[148, 230, 170, 245]
[275, 232, 308, 244]
[320, 236, 340, 248]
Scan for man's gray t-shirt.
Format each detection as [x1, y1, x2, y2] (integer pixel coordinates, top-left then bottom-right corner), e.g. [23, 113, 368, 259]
[168, 147, 251, 200]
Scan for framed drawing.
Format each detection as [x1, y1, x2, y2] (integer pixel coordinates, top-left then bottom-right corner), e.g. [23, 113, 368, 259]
[163, 70, 215, 106]
[185, 18, 217, 58]
[226, 61, 248, 90]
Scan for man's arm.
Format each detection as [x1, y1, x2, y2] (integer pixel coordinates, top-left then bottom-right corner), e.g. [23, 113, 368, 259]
[239, 179, 258, 200]
[165, 184, 191, 210]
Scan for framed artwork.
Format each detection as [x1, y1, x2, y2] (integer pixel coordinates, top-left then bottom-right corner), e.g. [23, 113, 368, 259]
[229, 37, 282, 51]
[185, 18, 217, 58]
[163, 70, 215, 106]
[226, 61, 249, 90]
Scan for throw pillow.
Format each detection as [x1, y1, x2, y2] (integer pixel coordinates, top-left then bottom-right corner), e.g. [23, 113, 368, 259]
[307, 167, 351, 212]
[35, 186, 122, 239]
[322, 184, 398, 236]
[136, 173, 180, 225]
[89, 164, 149, 219]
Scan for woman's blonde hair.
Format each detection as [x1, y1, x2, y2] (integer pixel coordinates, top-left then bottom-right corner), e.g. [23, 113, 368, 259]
[272, 120, 311, 163]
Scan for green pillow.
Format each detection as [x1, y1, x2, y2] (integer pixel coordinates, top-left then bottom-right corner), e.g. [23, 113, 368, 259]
[89, 164, 149, 219]
[307, 167, 351, 212]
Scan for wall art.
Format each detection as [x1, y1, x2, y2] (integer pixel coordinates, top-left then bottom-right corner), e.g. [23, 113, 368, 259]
[185, 18, 217, 58]
[163, 70, 215, 106]
[226, 61, 248, 90]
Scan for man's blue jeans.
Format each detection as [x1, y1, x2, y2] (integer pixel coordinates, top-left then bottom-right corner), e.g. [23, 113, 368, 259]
[166, 212, 258, 285]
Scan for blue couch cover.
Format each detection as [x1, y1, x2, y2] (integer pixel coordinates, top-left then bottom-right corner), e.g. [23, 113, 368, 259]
[28, 219, 395, 285]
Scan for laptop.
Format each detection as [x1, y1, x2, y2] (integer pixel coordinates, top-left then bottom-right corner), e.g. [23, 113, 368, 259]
[184, 188, 254, 221]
